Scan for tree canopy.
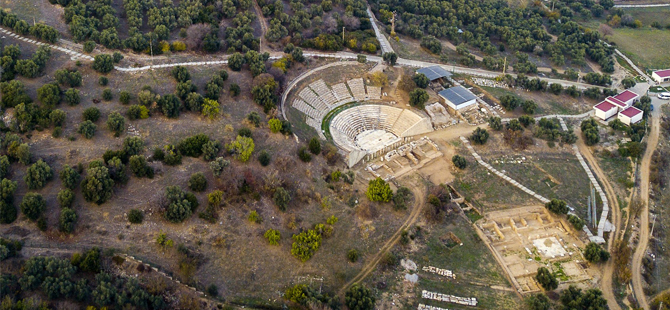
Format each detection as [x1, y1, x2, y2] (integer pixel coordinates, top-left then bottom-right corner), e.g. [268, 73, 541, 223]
[366, 177, 393, 203]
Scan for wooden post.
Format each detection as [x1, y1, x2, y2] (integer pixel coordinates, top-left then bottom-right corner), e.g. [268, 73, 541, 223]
[390, 11, 397, 37]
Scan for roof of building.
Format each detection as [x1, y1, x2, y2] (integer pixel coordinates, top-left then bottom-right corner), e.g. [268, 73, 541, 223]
[417, 66, 452, 81]
[594, 101, 616, 112]
[605, 96, 626, 107]
[613, 90, 638, 103]
[654, 69, 670, 78]
[619, 106, 643, 118]
[438, 86, 477, 106]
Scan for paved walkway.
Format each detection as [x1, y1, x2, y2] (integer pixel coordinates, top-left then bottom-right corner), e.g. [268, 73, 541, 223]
[0, 25, 602, 92]
[0, 27, 93, 61]
[459, 136, 550, 204]
[501, 111, 593, 123]
[614, 49, 653, 82]
[366, 6, 394, 55]
[559, 117, 608, 243]
[460, 117, 609, 243]
[614, 3, 670, 7]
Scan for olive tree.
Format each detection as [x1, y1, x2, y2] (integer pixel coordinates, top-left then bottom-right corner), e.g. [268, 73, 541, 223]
[20, 193, 46, 221]
[106, 112, 125, 137]
[81, 166, 114, 205]
[92, 54, 114, 73]
[24, 160, 53, 189]
[59, 165, 80, 189]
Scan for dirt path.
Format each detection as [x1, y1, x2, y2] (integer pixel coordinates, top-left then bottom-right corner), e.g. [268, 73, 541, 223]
[337, 183, 426, 296]
[575, 129, 622, 310]
[252, 0, 270, 53]
[631, 102, 662, 310]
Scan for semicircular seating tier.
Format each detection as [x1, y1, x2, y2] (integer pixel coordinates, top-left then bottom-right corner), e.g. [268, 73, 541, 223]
[330, 105, 433, 166]
[291, 78, 382, 136]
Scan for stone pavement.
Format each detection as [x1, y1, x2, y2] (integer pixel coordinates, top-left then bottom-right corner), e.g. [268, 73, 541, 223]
[366, 6, 394, 55]
[0, 27, 93, 61]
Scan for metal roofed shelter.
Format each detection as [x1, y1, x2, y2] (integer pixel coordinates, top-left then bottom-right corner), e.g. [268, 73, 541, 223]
[417, 66, 452, 81]
[438, 86, 478, 110]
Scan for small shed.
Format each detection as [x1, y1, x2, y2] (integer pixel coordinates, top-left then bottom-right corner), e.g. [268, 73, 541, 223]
[438, 86, 477, 111]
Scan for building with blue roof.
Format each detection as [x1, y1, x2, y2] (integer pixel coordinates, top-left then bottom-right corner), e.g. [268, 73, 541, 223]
[438, 86, 478, 111]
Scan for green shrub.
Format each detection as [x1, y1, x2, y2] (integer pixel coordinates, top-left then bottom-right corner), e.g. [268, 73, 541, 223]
[188, 172, 207, 192]
[567, 214, 584, 230]
[258, 150, 271, 166]
[77, 120, 97, 139]
[177, 134, 210, 157]
[24, 160, 53, 189]
[102, 88, 113, 101]
[57, 189, 75, 208]
[119, 91, 131, 104]
[162, 145, 182, 166]
[163, 186, 192, 223]
[291, 228, 321, 261]
[98, 76, 108, 86]
[545, 199, 568, 215]
[92, 54, 114, 73]
[268, 118, 282, 133]
[366, 177, 392, 202]
[81, 166, 114, 205]
[128, 209, 143, 224]
[83, 107, 101, 122]
[206, 284, 218, 297]
[226, 136, 254, 162]
[64, 88, 81, 106]
[347, 249, 359, 262]
[345, 284, 375, 310]
[237, 127, 252, 138]
[59, 208, 77, 233]
[273, 187, 290, 211]
[264, 229, 281, 245]
[298, 146, 311, 162]
[452, 155, 467, 169]
[246, 112, 261, 127]
[59, 165, 80, 189]
[308, 138, 321, 155]
[83, 41, 96, 53]
[535, 267, 558, 290]
[20, 192, 46, 221]
[471, 127, 489, 145]
[248, 210, 262, 223]
[106, 112, 125, 137]
[129, 155, 154, 178]
[584, 242, 610, 263]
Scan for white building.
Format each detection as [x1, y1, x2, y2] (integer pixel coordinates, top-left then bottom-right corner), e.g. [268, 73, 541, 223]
[652, 69, 670, 83]
[618, 106, 644, 125]
[438, 86, 477, 111]
[594, 101, 618, 120]
[593, 90, 640, 122]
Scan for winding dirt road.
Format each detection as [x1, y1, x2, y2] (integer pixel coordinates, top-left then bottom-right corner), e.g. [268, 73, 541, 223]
[631, 101, 662, 310]
[337, 183, 425, 296]
[576, 128, 623, 310]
